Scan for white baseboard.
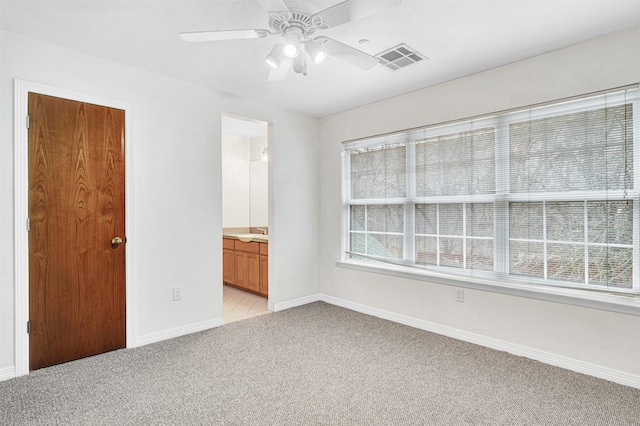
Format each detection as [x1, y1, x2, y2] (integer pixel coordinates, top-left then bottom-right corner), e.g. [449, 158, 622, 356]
[0, 366, 16, 382]
[319, 294, 640, 389]
[270, 293, 322, 312]
[136, 317, 224, 347]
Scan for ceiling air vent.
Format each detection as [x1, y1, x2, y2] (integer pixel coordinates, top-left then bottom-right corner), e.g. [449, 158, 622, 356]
[376, 44, 428, 71]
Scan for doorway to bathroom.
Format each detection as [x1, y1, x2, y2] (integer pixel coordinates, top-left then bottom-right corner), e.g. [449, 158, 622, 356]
[221, 114, 271, 323]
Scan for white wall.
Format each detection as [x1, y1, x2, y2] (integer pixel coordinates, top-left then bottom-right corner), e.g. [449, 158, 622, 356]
[249, 134, 269, 227]
[221, 134, 251, 228]
[221, 133, 269, 229]
[249, 134, 268, 162]
[319, 27, 640, 380]
[250, 160, 269, 227]
[0, 32, 320, 377]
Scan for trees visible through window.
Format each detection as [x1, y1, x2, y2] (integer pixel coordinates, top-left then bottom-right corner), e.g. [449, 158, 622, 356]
[343, 88, 638, 294]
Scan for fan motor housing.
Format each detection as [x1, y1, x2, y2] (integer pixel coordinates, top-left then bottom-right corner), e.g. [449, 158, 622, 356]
[269, 10, 320, 37]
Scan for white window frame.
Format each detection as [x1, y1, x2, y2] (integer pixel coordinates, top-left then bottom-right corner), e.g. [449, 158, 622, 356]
[339, 86, 640, 316]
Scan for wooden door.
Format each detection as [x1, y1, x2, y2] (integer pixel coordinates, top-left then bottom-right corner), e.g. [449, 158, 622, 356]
[28, 93, 126, 370]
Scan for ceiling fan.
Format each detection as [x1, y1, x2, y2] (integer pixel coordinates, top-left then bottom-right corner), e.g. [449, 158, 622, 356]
[179, 0, 402, 80]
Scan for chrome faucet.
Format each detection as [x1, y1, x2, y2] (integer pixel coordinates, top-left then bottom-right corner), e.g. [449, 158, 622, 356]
[257, 227, 268, 235]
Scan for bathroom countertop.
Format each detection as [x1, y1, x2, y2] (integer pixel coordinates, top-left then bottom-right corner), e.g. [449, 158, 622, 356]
[223, 232, 268, 243]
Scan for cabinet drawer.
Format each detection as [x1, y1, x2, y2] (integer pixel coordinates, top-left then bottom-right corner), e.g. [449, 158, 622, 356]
[235, 240, 260, 254]
[223, 238, 235, 250]
[260, 243, 268, 255]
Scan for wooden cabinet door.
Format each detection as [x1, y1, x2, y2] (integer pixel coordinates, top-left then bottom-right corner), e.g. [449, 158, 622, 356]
[235, 251, 248, 287]
[260, 255, 268, 296]
[246, 253, 260, 293]
[223, 248, 235, 284]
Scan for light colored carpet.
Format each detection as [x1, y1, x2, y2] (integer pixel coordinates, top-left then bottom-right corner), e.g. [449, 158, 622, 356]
[1, 302, 639, 425]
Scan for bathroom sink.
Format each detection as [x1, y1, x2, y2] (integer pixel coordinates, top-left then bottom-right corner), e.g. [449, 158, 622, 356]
[237, 234, 268, 242]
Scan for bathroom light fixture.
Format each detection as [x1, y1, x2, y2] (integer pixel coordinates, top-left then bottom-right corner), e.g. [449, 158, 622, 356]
[261, 147, 269, 163]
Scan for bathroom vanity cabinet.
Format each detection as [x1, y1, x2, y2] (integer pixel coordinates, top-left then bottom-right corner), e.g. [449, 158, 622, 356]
[223, 237, 268, 297]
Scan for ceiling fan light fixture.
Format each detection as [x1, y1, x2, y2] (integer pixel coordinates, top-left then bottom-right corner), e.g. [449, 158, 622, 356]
[265, 43, 283, 69]
[282, 34, 301, 58]
[314, 50, 327, 64]
[178, 0, 404, 80]
[293, 49, 307, 75]
[306, 41, 327, 64]
[282, 44, 298, 59]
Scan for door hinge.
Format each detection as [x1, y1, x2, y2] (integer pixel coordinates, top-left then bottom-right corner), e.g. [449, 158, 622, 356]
[26, 115, 30, 129]
[26, 217, 30, 232]
[27, 321, 31, 334]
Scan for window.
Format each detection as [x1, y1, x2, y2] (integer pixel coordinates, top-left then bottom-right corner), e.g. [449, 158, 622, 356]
[342, 87, 639, 294]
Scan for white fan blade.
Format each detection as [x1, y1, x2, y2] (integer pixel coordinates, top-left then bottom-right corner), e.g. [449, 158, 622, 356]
[179, 29, 269, 42]
[256, 0, 290, 12]
[314, 0, 402, 28]
[319, 37, 379, 70]
[267, 58, 293, 81]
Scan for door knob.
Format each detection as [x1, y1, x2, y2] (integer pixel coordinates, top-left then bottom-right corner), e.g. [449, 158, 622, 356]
[111, 237, 123, 249]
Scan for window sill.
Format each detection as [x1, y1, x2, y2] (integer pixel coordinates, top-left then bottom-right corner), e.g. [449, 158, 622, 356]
[335, 259, 640, 316]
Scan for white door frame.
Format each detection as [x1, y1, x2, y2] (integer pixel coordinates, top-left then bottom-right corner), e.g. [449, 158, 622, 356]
[13, 79, 136, 377]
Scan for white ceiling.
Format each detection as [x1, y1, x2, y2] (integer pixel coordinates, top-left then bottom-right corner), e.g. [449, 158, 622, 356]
[1, 1, 639, 118]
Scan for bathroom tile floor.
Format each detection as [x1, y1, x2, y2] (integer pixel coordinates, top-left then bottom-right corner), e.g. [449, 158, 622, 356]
[223, 285, 270, 323]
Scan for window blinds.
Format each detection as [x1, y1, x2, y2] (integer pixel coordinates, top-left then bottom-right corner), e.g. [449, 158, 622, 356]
[507, 91, 635, 290]
[343, 86, 639, 294]
[348, 140, 407, 259]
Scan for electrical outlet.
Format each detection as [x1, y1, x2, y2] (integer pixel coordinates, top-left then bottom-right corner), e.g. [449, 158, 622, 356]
[173, 287, 182, 301]
[455, 289, 464, 303]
